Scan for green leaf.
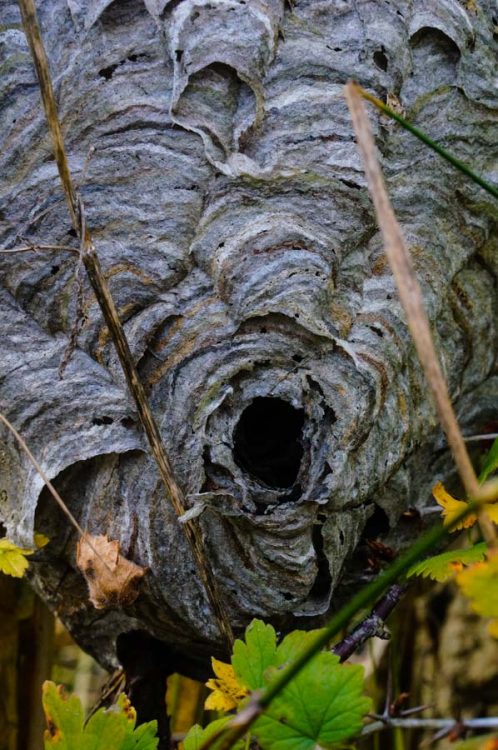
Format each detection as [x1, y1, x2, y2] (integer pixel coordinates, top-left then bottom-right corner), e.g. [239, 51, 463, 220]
[232, 619, 278, 690]
[183, 724, 204, 750]
[479, 437, 498, 484]
[253, 652, 371, 750]
[407, 542, 488, 582]
[43, 681, 84, 749]
[182, 718, 244, 750]
[42, 682, 158, 750]
[84, 695, 135, 750]
[124, 722, 161, 750]
[275, 629, 327, 668]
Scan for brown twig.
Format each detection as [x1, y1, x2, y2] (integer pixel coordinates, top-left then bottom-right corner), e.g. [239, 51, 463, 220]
[18, 0, 234, 648]
[0, 411, 113, 572]
[0, 244, 79, 254]
[333, 584, 407, 662]
[361, 715, 498, 736]
[344, 81, 497, 547]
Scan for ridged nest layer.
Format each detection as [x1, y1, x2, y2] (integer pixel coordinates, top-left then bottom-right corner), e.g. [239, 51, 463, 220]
[0, 0, 497, 667]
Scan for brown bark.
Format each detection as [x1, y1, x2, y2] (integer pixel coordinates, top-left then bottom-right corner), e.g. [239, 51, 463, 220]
[0, 578, 54, 750]
[0, 577, 20, 750]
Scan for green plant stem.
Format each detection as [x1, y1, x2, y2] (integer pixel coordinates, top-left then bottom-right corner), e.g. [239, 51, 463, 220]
[345, 81, 497, 547]
[258, 503, 478, 708]
[201, 496, 486, 750]
[356, 85, 498, 201]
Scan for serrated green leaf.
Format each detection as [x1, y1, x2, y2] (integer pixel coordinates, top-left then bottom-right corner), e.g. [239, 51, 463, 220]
[275, 629, 328, 667]
[407, 542, 488, 582]
[43, 682, 84, 749]
[253, 652, 371, 750]
[84, 694, 136, 750]
[124, 721, 160, 750]
[479, 437, 498, 484]
[232, 619, 278, 690]
[182, 718, 244, 750]
[183, 724, 204, 750]
[42, 681, 158, 750]
[82, 710, 129, 749]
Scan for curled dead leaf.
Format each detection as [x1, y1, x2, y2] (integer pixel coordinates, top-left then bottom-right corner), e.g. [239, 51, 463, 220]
[76, 534, 146, 609]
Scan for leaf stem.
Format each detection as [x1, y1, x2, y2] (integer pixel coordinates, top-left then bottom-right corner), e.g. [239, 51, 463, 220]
[200, 494, 490, 750]
[357, 85, 498, 201]
[344, 81, 497, 548]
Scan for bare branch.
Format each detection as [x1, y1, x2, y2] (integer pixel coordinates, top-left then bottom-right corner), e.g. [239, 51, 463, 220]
[362, 715, 498, 736]
[333, 584, 407, 662]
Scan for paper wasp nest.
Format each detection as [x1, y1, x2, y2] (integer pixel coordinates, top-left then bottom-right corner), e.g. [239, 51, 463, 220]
[0, 0, 497, 667]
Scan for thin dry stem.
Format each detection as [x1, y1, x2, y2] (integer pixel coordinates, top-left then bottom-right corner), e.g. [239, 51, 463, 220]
[344, 81, 497, 547]
[17, 0, 78, 227]
[0, 244, 79, 255]
[18, 0, 233, 648]
[464, 434, 498, 443]
[0, 412, 113, 572]
[362, 716, 498, 736]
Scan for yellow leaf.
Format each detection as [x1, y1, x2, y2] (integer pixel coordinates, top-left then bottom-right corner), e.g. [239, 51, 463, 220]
[484, 505, 498, 524]
[204, 658, 248, 712]
[457, 552, 498, 633]
[433, 482, 498, 531]
[0, 538, 33, 578]
[433, 482, 476, 530]
[167, 674, 205, 733]
[34, 533, 50, 549]
[487, 620, 498, 639]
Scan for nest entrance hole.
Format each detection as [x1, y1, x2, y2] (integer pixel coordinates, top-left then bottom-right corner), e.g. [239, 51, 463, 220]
[233, 397, 304, 489]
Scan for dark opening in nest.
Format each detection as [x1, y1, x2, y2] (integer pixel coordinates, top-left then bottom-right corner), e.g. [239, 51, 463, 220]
[233, 397, 304, 488]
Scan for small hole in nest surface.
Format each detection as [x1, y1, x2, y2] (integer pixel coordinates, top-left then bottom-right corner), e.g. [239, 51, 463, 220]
[233, 397, 304, 489]
[373, 49, 388, 71]
[92, 416, 114, 426]
[98, 63, 119, 80]
[362, 503, 390, 538]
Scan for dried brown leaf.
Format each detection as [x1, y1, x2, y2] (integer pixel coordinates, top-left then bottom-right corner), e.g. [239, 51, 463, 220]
[76, 534, 146, 609]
